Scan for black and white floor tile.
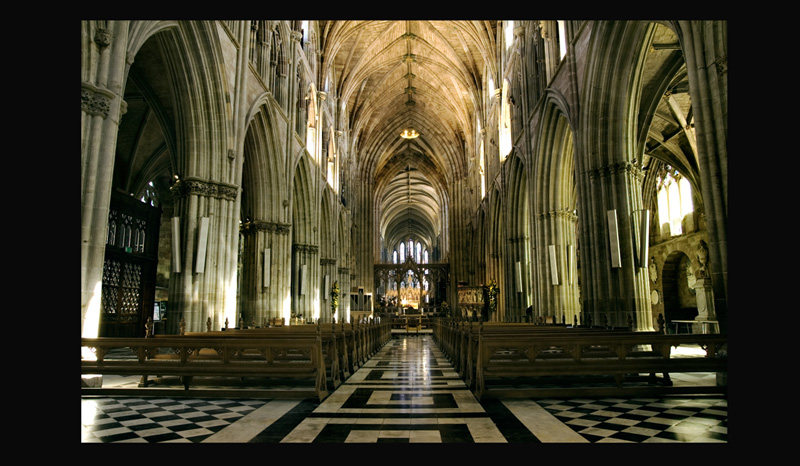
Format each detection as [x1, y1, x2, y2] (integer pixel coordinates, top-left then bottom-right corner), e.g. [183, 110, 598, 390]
[82, 334, 727, 443]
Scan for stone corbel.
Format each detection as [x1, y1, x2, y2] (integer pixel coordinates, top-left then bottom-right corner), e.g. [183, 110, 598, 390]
[94, 28, 111, 48]
[81, 82, 115, 118]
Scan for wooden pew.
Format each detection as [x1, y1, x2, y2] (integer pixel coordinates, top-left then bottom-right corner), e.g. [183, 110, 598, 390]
[186, 325, 343, 391]
[81, 328, 329, 401]
[470, 325, 727, 400]
[460, 323, 658, 390]
[318, 322, 352, 382]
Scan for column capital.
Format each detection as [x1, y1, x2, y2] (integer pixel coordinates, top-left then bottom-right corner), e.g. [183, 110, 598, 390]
[81, 82, 116, 118]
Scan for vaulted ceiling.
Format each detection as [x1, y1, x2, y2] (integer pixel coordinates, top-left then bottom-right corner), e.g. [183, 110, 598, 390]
[638, 23, 699, 196]
[321, 20, 498, 255]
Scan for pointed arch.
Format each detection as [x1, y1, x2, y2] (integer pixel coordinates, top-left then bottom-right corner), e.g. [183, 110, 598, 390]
[486, 185, 505, 321]
[504, 153, 532, 321]
[532, 91, 581, 324]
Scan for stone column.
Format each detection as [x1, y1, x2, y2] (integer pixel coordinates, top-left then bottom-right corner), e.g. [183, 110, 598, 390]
[533, 210, 581, 325]
[579, 162, 653, 330]
[167, 178, 239, 333]
[676, 20, 728, 332]
[81, 21, 130, 338]
[338, 267, 351, 321]
[321, 258, 338, 322]
[505, 236, 530, 322]
[354, 174, 375, 295]
[240, 221, 291, 326]
[292, 243, 319, 321]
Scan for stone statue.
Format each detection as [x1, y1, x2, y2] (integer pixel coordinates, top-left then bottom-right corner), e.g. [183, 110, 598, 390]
[648, 257, 658, 283]
[696, 240, 709, 278]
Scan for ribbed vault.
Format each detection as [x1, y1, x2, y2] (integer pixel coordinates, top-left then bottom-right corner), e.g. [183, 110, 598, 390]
[322, 20, 497, 261]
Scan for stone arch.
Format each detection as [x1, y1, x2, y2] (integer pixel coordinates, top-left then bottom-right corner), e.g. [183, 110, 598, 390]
[319, 190, 336, 322]
[531, 91, 581, 325]
[503, 153, 531, 321]
[150, 22, 236, 333]
[291, 154, 318, 319]
[337, 209, 351, 319]
[242, 103, 287, 222]
[99, 21, 235, 334]
[239, 102, 290, 326]
[576, 21, 657, 329]
[486, 186, 505, 321]
[660, 249, 698, 329]
[474, 205, 488, 285]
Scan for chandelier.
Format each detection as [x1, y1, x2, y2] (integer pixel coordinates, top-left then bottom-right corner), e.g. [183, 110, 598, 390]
[400, 129, 419, 139]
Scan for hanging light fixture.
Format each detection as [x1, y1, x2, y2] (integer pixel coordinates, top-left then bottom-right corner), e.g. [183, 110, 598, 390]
[400, 128, 419, 139]
[400, 25, 420, 141]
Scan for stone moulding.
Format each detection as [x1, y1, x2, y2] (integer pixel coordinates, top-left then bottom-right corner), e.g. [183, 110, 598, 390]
[246, 221, 291, 235]
[170, 178, 239, 201]
[293, 243, 319, 254]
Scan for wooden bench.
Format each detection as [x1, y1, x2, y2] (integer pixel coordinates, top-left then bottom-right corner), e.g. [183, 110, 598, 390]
[432, 321, 638, 385]
[198, 318, 392, 389]
[81, 329, 329, 401]
[184, 325, 344, 391]
[471, 327, 727, 399]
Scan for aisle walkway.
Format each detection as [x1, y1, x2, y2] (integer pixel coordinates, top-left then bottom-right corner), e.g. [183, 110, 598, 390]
[81, 335, 727, 443]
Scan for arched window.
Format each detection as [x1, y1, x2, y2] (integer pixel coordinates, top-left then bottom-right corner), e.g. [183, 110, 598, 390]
[393, 250, 398, 264]
[657, 168, 694, 236]
[499, 79, 512, 161]
[139, 181, 158, 207]
[478, 120, 486, 199]
[327, 128, 336, 190]
[557, 20, 568, 60]
[306, 88, 317, 161]
[399, 242, 405, 262]
[504, 20, 515, 53]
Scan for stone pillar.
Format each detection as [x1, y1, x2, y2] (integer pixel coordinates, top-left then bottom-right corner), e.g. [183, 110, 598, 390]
[240, 221, 291, 326]
[354, 174, 375, 295]
[321, 258, 338, 322]
[533, 210, 581, 325]
[167, 178, 239, 333]
[338, 266, 351, 321]
[292, 243, 319, 321]
[81, 21, 130, 338]
[677, 20, 728, 332]
[579, 163, 653, 330]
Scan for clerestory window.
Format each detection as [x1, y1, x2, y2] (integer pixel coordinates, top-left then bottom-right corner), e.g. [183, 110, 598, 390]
[656, 168, 694, 236]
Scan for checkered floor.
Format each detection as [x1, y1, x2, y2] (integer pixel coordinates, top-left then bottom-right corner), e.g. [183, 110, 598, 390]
[82, 334, 727, 443]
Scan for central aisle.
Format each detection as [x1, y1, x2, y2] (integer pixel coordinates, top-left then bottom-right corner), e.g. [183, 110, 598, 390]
[270, 334, 578, 443]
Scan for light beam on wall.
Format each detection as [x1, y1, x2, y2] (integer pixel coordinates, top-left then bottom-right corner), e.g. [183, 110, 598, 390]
[195, 217, 210, 274]
[171, 217, 181, 273]
[607, 210, 621, 268]
[263, 248, 271, 288]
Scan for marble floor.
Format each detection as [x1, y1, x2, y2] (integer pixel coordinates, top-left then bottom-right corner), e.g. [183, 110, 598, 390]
[81, 334, 728, 443]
